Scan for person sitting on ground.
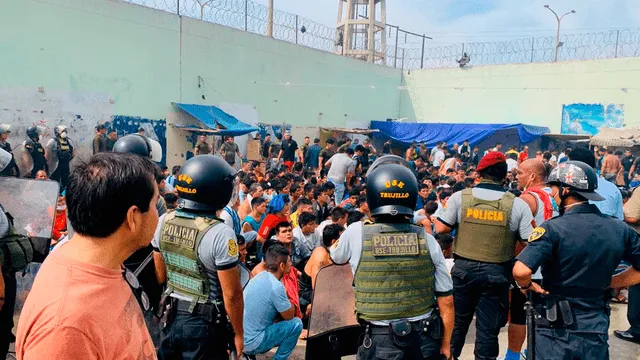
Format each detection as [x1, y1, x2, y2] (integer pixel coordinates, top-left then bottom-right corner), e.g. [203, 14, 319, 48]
[239, 181, 263, 220]
[257, 194, 291, 244]
[317, 206, 349, 234]
[243, 244, 303, 360]
[312, 186, 331, 224]
[293, 212, 321, 251]
[414, 200, 439, 235]
[243, 197, 267, 233]
[163, 193, 178, 211]
[435, 233, 455, 273]
[290, 197, 313, 228]
[339, 187, 361, 210]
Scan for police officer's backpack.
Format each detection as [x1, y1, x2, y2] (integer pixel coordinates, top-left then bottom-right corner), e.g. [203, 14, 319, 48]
[0, 205, 34, 274]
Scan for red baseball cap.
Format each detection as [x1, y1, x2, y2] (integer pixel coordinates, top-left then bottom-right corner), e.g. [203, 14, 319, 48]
[477, 151, 507, 172]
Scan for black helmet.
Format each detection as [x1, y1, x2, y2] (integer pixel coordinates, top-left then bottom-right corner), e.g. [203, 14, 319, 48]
[26, 126, 39, 138]
[112, 134, 151, 157]
[176, 155, 236, 212]
[547, 160, 605, 201]
[366, 155, 418, 217]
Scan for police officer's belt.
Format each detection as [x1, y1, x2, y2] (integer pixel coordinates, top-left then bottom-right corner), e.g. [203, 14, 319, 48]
[173, 298, 222, 322]
[368, 320, 430, 336]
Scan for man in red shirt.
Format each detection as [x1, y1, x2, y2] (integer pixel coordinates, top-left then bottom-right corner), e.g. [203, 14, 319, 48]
[257, 194, 291, 243]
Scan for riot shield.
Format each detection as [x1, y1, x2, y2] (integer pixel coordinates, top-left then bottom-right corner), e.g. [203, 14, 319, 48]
[239, 263, 251, 289]
[44, 138, 59, 175]
[0, 177, 59, 260]
[13, 141, 33, 178]
[0, 146, 10, 172]
[148, 136, 163, 163]
[306, 264, 362, 360]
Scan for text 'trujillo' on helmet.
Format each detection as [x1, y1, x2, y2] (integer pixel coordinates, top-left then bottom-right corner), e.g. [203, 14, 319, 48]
[175, 155, 236, 212]
[366, 155, 418, 218]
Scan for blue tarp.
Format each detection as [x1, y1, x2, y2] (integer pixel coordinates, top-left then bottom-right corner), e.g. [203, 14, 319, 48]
[174, 103, 258, 136]
[370, 121, 549, 147]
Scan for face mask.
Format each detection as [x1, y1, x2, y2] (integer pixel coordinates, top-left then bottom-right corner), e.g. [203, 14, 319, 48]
[56, 205, 67, 211]
[60, 132, 68, 139]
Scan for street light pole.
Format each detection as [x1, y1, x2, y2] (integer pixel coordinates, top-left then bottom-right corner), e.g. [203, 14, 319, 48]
[544, 5, 576, 62]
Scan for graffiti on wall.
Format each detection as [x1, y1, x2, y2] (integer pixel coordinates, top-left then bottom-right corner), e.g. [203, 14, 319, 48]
[561, 103, 624, 135]
[111, 116, 167, 166]
[0, 87, 114, 157]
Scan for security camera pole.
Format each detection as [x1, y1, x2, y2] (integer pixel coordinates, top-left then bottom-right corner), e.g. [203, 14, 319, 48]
[544, 5, 576, 62]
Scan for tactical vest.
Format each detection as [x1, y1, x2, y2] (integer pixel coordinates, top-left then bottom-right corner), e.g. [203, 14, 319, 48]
[354, 223, 436, 321]
[57, 138, 73, 162]
[160, 211, 219, 301]
[0, 204, 34, 274]
[455, 188, 516, 263]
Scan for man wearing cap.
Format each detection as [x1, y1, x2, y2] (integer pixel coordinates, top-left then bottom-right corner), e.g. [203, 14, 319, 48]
[435, 152, 535, 360]
[0, 124, 19, 177]
[514, 161, 640, 359]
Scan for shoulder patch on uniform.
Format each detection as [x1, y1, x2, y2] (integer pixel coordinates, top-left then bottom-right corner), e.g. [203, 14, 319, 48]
[331, 239, 339, 249]
[528, 227, 546, 242]
[227, 239, 238, 257]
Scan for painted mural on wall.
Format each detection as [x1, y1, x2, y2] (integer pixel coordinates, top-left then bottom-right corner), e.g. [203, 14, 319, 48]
[0, 87, 114, 157]
[111, 115, 167, 166]
[561, 103, 624, 135]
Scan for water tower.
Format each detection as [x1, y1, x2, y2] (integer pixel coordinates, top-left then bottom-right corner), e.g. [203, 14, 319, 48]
[335, 0, 386, 63]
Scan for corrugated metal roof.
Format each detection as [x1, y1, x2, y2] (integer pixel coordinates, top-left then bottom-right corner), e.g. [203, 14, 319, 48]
[590, 127, 640, 147]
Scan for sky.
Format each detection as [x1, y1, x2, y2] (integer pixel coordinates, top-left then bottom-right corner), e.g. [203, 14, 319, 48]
[252, 0, 640, 48]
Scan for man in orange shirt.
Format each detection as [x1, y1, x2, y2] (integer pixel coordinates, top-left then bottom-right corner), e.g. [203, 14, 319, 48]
[601, 148, 623, 183]
[16, 152, 159, 360]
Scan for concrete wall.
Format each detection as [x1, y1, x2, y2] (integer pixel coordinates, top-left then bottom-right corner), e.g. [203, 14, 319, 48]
[401, 58, 640, 134]
[0, 0, 402, 167]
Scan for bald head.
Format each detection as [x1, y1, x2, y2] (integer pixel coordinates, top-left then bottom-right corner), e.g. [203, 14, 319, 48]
[517, 159, 548, 190]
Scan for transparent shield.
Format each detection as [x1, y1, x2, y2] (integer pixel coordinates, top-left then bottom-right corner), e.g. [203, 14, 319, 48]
[13, 143, 33, 178]
[44, 138, 59, 175]
[148, 136, 163, 163]
[308, 264, 359, 337]
[0, 177, 59, 258]
[0, 146, 10, 172]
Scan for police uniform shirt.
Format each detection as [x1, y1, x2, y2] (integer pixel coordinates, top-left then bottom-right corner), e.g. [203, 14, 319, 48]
[518, 203, 640, 326]
[330, 221, 453, 325]
[437, 184, 534, 241]
[152, 213, 239, 301]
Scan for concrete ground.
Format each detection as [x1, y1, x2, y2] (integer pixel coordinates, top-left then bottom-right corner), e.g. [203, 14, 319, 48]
[256, 303, 640, 360]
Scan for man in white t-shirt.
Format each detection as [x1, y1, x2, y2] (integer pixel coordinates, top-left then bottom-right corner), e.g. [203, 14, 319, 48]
[433, 148, 446, 167]
[506, 153, 519, 171]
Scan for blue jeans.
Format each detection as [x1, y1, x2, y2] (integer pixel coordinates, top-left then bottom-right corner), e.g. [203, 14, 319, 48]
[245, 317, 303, 360]
[329, 179, 345, 204]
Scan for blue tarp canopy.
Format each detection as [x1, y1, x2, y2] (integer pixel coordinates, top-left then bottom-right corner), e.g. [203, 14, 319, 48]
[370, 121, 549, 147]
[174, 103, 258, 136]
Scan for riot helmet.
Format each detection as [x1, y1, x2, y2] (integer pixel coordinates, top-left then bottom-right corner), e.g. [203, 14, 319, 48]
[547, 161, 604, 202]
[0, 124, 10, 135]
[54, 125, 68, 138]
[26, 126, 39, 140]
[366, 155, 418, 218]
[0, 147, 10, 173]
[176, 155, 236, 212]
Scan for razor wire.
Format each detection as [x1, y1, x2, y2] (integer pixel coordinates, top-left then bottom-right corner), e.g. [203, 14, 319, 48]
[119, 0, 640, 70]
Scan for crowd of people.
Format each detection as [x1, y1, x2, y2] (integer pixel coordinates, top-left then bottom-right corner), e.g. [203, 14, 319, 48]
[0, 126, 640, 360]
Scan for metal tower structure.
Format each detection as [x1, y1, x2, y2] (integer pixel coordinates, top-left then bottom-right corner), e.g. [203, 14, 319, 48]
[335, 0, 386, 63]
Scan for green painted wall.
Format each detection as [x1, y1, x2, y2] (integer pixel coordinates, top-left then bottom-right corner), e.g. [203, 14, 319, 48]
[0, 0, 402, 166]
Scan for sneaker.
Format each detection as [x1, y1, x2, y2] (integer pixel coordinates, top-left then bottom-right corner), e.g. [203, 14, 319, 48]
[614, 330, 640, 344]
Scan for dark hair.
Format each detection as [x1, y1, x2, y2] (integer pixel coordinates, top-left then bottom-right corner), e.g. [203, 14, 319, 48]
[297, 197, 313, 206]
[155, 168, 166, 185]
[95, 124, 106, 131]
[290, 183, 300, 194]
[251, 197, 266, 209]
[275, 221, 292, 233]
[236, 234, 246, 246]
[323, 182, 335, 190]
[446, 177, 457, 187]
[345, 148, 355, 156]
[304, 183, 315, 194]
[171, 165, 181, 175]
[355, 145, 365, 152]
[323, 224, 344, 247]
[164, 193, 178, 209]
[262, 238, 281, 257]
[314, 138, 320, 144]
[424, 201, 439, 215]
[349, 187, 361, 197]
[330, 207, 349, 221]
[298, 212, 317, 226]
[451, 181, 466, 193]
[478, 162, 508, 182]
[265, 243, 290, 272]
[567, 147, 596, 167]
[543, 151, 552, 161]
[293, 162, 304, 172]
[347, 211, 365, 226]
[435, 233, 454, 250]
[326, 138, 335, 145]
[67, 153, 157, 238]
[438, 188, 453, 201]
[419, 183, 430, 191]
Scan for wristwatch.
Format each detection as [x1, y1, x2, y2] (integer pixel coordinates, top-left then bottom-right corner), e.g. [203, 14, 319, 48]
[517, 280, 533, 290]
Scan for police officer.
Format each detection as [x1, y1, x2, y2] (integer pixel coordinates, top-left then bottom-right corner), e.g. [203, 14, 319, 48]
[513, 161, 640, 359]
[0, 124, 19, 177]
[331, 156, 454, 360]
[434, 152, 534, 360]
[23, 126, 47, 178]
[47, 125, 74, 189]
[0, 147, 16, 358]
[155, 155, 245, 359]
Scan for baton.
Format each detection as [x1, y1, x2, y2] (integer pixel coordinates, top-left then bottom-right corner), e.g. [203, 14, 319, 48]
[525, 291, 535, 360]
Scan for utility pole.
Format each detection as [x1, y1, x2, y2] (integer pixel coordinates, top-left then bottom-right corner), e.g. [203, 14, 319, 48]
[267, 0, 274, 38]
[544, 5, 576, 62]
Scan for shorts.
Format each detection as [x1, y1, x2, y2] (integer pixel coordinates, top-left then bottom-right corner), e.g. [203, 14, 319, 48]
[284, 161, 294, 170]
[510, 280, 541, 325]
